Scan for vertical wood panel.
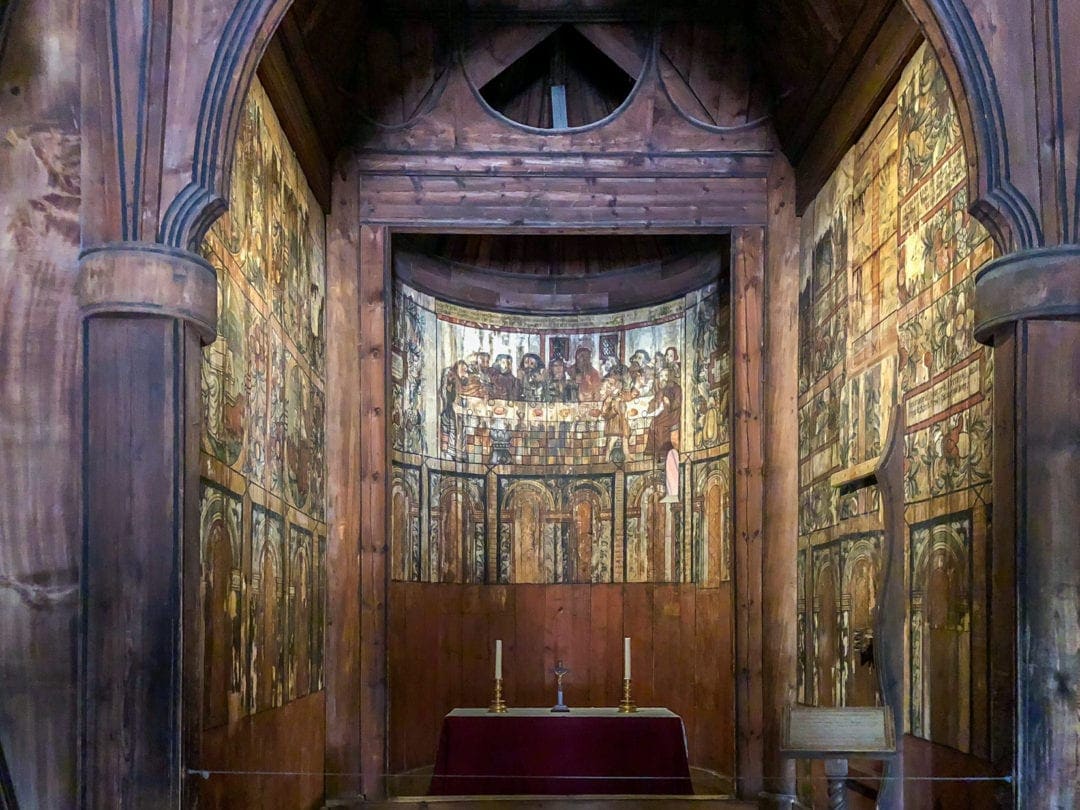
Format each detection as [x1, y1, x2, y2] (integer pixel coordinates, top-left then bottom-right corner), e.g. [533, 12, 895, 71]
[514, 586, 547, 707]
[989, 328, 1017, 775]
[653, 584, 682, 719]
[762, 157, 800, 800]
[1016, 319, 1080, 809]
[587, 586, 611, 707]
[83, 316, 186, 806]
[388, 580, 409, 773]
[461, 584, 488, 709]
[622, 584, 655, 708]
[325, 162, 363, 797]
[387, 582, 736, 781]
[358, 224, 390, 797]
[732, 227, 766, 798]
[693, 584, 736, 785]
[182, 320, 204, 801]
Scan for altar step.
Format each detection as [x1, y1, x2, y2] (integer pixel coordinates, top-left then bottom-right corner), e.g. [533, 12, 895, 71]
[326, 766, 759, 809]
[334, 798, 757, 809]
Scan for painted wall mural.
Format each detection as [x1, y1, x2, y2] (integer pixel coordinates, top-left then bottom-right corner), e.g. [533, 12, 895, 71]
[198, 79, 327, 728]
[391, 279, 731, 585]
[797, 42, 994, 758]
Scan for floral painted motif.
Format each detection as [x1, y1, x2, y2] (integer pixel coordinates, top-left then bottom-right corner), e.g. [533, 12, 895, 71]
[199, 80, 327, 718]
[797, 44, 993, 754]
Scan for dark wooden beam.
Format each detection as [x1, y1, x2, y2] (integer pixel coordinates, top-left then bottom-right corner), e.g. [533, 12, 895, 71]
[775, 0, 896, 158]
[257, 29, 333, 211]
[572, 23, 646, 79]
[464, 23, 561, 89]
[791, 0, 921, 211]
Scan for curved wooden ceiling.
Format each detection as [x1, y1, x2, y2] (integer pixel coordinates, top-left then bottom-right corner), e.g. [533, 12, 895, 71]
[393, 233, 729, 313]
[261, 0, 920, 210]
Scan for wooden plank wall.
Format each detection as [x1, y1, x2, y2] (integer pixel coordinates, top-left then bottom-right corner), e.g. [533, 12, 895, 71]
[387, 582, 736, 781]
[358, 225, 391, 797]
[198, 692, 326, 809]
[325, 161, 364, 797]
[731, 227, 766, 797]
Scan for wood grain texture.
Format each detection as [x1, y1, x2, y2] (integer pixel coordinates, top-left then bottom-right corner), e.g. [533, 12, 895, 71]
[792, 1, 921, 212]
[761, 157, 799, 802]
[346, 54, 774, 231]
[1012, 319, 1080, 810]
[197, 691, 326, 809]
[82, 316, 196, 806]
[0, 0, 81, 803]
[988, 329, 1016, 775]
[387, 582, 735, 783]
[325, 159, 364, 798]
[731, 227, 765, 799]
[358, 224, 391, 798]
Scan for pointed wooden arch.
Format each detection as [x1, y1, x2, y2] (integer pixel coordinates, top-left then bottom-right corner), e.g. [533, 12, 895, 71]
[160, 0, 294, 251]
[903, 0, 1041, 251]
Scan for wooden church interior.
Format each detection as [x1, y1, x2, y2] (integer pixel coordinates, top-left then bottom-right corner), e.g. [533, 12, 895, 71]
[1, 0, 1079, 808]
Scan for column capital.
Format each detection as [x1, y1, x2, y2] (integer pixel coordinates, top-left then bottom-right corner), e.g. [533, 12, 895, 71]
[77, 242, 217, 343]
[973, 246, 1080, 345]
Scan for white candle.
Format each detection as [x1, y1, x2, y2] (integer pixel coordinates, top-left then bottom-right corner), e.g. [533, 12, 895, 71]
[495, 639, 503, 680]
[624, 637, 631, 680]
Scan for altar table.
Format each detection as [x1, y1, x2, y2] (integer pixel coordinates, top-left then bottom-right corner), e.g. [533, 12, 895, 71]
[428, 707, 693, 795]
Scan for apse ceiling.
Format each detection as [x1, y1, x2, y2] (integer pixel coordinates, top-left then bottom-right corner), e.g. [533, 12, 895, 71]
[262, 0, 921, 208]
[393, 233, 729, 313]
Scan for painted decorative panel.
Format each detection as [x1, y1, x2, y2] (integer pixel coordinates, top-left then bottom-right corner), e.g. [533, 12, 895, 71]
[797, 43, 993, 758]
[199, 482, 244, 728]
[429, 470, 487, 584]
[910, 512, 972, 751]
[250, 504, 286, 713]
[391, 280, 730, 585]
[497, 476, 614, 584]
[198, 79, 327, 721]
[691, 459, 731, 587]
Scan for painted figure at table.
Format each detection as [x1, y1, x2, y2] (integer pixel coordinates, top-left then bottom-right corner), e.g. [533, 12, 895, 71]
[489, 353, 520, 400]
[471, 351, 492, 388]
[546, 358, 571, 402]
[660, 346, 681, 378]
[601, 375, 634, 463]
[439, 360, 469, 459]
[519, 353, 547, 401]
[627, 349, 653, 397]
[645, 366, 682, 464]
[570, 346, 602, 401]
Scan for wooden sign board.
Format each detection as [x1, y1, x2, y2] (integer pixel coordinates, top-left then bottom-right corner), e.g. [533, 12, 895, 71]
[781, 705, 896, 759]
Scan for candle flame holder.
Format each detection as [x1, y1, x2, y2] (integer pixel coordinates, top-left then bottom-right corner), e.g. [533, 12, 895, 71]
[489, 678, 507, 713]
[618, 678, 637, 713]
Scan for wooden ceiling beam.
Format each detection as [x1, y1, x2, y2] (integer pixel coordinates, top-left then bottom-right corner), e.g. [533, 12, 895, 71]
[465, 23, 561, 88]
[774, 0, 898, 160]
[275, 12, 346, 147]
[792, 0, 922, 211]
[257, 34, 333, 211]
[572, 22, 646, 78]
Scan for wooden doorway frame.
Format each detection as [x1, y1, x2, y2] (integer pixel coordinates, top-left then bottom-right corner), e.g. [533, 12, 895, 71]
[324, 213, 774, 801]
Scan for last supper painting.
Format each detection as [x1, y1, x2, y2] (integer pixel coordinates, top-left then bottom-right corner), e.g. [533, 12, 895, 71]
[3, 0, 1079, 809]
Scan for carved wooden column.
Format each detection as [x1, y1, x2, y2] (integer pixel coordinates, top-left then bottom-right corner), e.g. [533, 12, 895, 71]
[762, 157, 800, 808]
[77, 243, 216, 806]
[974, 248, 1080, 809]
[902, 0, 1080, 802]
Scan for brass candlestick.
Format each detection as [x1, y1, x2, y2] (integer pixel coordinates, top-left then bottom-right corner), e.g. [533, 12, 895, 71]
[618, 678, 637, 713]
[489, 678, 507, 713]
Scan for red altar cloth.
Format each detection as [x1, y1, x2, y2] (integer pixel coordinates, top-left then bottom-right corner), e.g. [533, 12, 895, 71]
[428, 707, 693, 795]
